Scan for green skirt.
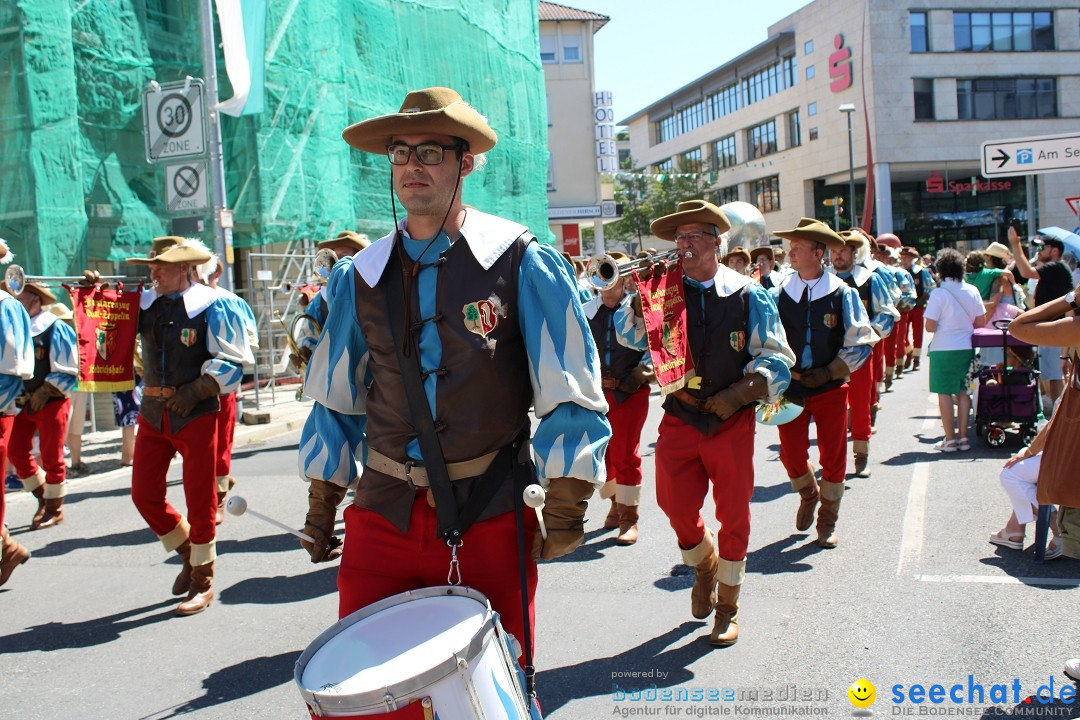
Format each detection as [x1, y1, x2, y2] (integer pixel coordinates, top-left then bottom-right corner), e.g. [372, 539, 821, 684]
[929, 349, 974, 395]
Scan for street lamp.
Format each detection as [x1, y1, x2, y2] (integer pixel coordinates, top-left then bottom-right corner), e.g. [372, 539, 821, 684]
[838, 104, 856, 228]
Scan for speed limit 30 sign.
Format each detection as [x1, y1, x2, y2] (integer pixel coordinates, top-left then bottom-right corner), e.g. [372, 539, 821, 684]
[143, 79, 207, 163]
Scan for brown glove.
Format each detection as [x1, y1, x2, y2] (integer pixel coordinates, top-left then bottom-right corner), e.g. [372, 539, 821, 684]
[166, 374, 220, 417]
[532, 477, 594, 560]
[289, 346, 313, 373]
[702, 372, 767, 420]
[79, 269, 110, 290]
[798, 357, 850, 388]
[28, 383, 64, 412]
[618, 364, 656, 394]
[301, 478, 347, 563]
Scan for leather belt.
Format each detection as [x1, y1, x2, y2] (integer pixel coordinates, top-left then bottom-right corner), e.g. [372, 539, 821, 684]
[601, 378, 621, 389]
[366, 448, 500, 488]
[671, 389, 707, 413]
[143, 386, 176, 399]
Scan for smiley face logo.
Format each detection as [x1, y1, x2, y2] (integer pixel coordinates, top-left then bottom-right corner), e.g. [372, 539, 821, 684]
[848, 679, 876, 708]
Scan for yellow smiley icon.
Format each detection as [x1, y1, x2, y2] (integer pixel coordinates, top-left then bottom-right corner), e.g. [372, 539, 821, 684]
[848, 679, 876, 708]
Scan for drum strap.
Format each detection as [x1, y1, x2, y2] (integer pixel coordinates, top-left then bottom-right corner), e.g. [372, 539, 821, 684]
[512, 466, 538, 704]
[382, 240, 508, 546]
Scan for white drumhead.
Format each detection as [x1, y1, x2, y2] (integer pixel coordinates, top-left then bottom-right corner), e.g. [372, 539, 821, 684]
[302, 594, 488, 695]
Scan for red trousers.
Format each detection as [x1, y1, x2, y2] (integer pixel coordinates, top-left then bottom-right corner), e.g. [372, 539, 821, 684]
[894, 311, 912, 365]
[871, 341, 884, 405]
[0, 415, 12, 527]
[215, 392, 237, 478]
[604, 386, 650, 488]
[338, 494, 539, 657]
[848, 361, 874, 442]
[882, 323, 898, 368]
[10, 399, 70, 486]
[778, 384, 849, 485]
[654, 407, 756, 561]
[909, 307, 926, 350]
[131, 413, 218, 545]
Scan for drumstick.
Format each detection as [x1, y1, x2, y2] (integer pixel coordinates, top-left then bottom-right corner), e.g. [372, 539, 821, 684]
[523, 484, 547, 539]
[225, 495, 315, 543]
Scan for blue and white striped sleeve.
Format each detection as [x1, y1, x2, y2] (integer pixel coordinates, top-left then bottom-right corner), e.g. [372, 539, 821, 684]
[235, 295, 259, 350]
[896, 268, 916, 305]
[296, 294, 327, 355]
[743, 284, 795, 402]
[518, 243, 611, 488]
[869, 272, 900, 337]
[202, 298, 254, 394]
[838, 285, 876, 373]
[298, 260, 368, 487]
[0, 297, 33, 413]
[612, 295, 649, 352]
[45, 321, 79, 395]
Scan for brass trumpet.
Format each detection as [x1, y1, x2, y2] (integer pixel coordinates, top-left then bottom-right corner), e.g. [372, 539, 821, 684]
[3, 264, 145, 296]
[585, 249, 691, 292]
[278, 311, 322, 400]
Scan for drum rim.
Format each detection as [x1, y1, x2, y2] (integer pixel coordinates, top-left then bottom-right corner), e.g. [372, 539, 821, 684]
[296, 585, 498, 716]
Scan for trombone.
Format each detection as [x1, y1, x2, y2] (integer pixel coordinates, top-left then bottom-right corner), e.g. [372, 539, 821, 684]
[585, 248, 690, 292]
[278, 310, 322, 400]
[3, 264, 146, 296]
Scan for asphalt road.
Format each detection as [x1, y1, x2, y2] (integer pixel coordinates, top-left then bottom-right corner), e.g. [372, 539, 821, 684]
[2, 371, 1078, 720]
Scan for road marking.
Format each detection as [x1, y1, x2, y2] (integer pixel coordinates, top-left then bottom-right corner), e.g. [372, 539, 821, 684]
[916, 574, 1080, 587]
[897, 461, 930, 575]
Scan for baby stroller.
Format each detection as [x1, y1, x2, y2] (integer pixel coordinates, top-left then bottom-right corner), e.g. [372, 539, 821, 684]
[972, 319, 1042, 447]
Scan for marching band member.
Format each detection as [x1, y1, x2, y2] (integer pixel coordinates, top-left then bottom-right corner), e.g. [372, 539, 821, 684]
[875, 235, 915, 388]
[296, 87, 610, 662]
[585, 254, 651, 545]
[901, 247, 935, 372]
[649, 200, 794, 647]
[722, 246, 752, 275]
[831, 233, 898, 477]
[773, 219, 875, 548]
[751, 246, 784, 290]
[113, 236, 254, 616]
[195, 250, 259, 524]
[8, 281, 78, 530]
[0, 239, 34, 585]
[853, 229, 896, 421]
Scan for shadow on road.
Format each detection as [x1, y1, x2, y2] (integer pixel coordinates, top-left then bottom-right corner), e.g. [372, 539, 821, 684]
[747, 535, 821, 575]
[30, 527, 155, 558]
[219, 566, 337, 605]
[535, 622, 713, 715]
[0, 599, 176, 652]
[230, 442, 300, 462]
[137, 650, 300, 720]
[542, 527, 618, 564]
[751, 480, 790, 504]
[978, 553, 1080, 588]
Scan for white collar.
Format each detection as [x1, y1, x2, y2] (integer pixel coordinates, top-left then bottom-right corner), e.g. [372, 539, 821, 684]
[29, 310, 58, 336]
[688, 265, 751, 299]
[781, 270, 845, 302]
[140, 282, 217, 318]
[353, 210, 529, 288]
[830, 264, 871, 286]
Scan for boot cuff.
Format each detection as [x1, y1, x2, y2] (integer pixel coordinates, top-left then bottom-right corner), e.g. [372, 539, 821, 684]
[216, 476, 231, 493]
[716, 557, 747, 586]
[21, 467, 46, 492]
[159, 518, 191, 553]
[680, 528, 715, 567]
[852, 439, 869, 455]
[614, 484, 642, 506]
[789, 467, 816, 492]
[820, 480, 845, 501]
[598, 479, 617, 500]
[43, 482, 67, 499]
[190, 541, 216, 566]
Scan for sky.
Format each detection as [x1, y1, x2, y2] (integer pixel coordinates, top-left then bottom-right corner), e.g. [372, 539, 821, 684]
[582, 0, 813, 124]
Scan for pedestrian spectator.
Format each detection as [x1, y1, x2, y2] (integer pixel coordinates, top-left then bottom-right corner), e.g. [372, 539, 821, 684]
[1008, 225, 1074, 415]
[989, 420, 1062, 559]
[923, 248, 986, 452]
[965, 250, 1002, 302]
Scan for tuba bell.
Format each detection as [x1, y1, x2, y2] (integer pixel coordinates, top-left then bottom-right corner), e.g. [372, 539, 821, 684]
[718, 202, 767, 252]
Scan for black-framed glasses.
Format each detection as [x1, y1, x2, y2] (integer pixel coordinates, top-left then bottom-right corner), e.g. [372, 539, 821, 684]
[673, 230, 717, 243]
[386, 143, 462, 166]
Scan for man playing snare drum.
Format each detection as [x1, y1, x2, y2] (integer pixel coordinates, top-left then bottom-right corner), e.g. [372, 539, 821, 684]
[297, 87, 610, 661]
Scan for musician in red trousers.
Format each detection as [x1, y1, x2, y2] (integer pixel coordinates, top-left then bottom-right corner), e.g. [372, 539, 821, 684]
[649, 200, 794, 647]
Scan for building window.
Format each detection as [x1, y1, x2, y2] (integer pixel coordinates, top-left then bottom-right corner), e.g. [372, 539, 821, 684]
[562, 34, 582, 63]
[956, 77, 1057, 120]
[547, 156, 555, 192]
[913, 78, 935, 120]
[655, 158, 673, 173]
[788, 110, 801, 148]
[751, 175, 781, 212]
[540, 35, 556, 63]
[910, 12, 929, 52]
[953, 12, 1054, 52]
[749, 120, 778, 159]
[804, 39, 814, 55]
[714, 185, 740, 205]
[809, 127, 819, 141]
[680, 148, 703, 173]
[805, 65, 815, 80]
[807, 101, 817, 117]
[712, 134, 737, 169]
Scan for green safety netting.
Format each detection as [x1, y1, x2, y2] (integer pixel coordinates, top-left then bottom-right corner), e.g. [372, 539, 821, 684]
[0, 0, 550, 277]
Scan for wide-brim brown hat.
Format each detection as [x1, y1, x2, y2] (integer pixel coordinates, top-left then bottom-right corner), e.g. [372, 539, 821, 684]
[607, 251, 633, 266]
[900, 246, 920, 258]
[749, 246, 774, 262]
[23, 282, 57, 305]
[650, 200, 731, 241]
[125, 236, 212, 265]
[48, 302, 73, 321]
[318, 231, 370, 253]
[773, 218, 846, 250]
[984, 241, 1011, 261]
[723, 246, 752, 265]
[839, 230, 867, 250]
[342, 86, 497, 155]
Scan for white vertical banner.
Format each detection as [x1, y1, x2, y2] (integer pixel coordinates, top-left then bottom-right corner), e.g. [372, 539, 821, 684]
[214, 0, 250, 116]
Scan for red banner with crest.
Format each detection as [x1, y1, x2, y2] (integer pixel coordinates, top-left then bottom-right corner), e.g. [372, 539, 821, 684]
[634, 266, 695, 396]
[72, 286, 141, 391]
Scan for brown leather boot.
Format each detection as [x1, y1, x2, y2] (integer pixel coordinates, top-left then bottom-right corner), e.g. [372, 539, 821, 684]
[34, 497, 64, 530]
[710, 582, 741, 647]
[215, 492, 227, 525]
[912, 357, 921, 371]
[176, 562, 214, 616]
[816, 481, 845, 548]
[884, 365, 894, 391]
[616, 503, 639, 546]
[852, 439, 871, 478]
[604, 500, 620, 530]
[30, 486, 46, 527]
[681, 530, 718, 620]
[0, 524, 30, 587]
[789, 464, 819, 532]
[172, 540, 193, 596]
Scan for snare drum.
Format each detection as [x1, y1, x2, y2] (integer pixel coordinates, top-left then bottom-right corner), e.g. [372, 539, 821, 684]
[296, 586, 531, 719]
